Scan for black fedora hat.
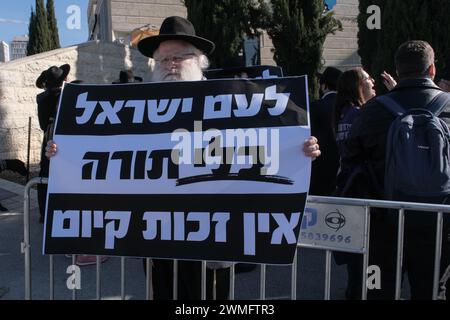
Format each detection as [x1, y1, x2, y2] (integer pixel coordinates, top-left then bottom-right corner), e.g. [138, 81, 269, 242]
[317, 66, 342, 89]
[35, 70, 48, 89]
[138, 16, 215, 58]
[36, 64, 71, 89]
[112, 70, 143, 84]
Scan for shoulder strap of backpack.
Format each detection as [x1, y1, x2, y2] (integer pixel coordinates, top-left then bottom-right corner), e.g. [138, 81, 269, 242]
[427, 92, 450, 116]
[376, 95, 406, 116]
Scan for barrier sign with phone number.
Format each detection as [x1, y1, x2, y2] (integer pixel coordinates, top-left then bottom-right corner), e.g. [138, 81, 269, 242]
[299, 203, 367, 253]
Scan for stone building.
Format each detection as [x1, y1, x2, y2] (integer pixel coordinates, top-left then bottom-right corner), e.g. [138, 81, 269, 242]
[10, 35, 28, 61]
[322, 0, 360, 69]
[0, 41, 9, 63]
[87, 0, 360, 68]
[88, 0, 187, 43]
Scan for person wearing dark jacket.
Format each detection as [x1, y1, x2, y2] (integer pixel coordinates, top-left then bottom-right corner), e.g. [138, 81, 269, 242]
[36, 66, 108, 267]
[310, 66, 342, 196]
[333, 68, 376, 159]
[331, 67, 376, 299]
[340, 41, 450, 299]
[35, 64, 70, 223]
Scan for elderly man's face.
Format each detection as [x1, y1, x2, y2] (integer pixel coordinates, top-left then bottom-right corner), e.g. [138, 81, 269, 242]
[152, 40, 203, 82]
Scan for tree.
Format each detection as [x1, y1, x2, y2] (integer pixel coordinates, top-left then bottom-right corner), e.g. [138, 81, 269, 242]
[357, 0, 385, 76]
[428, 0, 450, 72]
[266, 0, 342, 99]
[358, 0, 450, 94]
[26, 8, 36, 56]
[27, 0, 51, 55]
[46, 0, 60, 50]
[184, 0, 271, 68]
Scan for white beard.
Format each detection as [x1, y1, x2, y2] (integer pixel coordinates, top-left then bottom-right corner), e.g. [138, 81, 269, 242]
[152, 59, 203, 82]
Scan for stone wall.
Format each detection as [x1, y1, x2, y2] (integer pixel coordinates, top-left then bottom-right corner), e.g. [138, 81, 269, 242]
[111, 0, 187, 36]
[260, 0, 361, 69]
[0, 41, 152, 167]
[322, 0, 360, 69]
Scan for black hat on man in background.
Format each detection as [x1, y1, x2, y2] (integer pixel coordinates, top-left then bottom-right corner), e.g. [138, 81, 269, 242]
[35, 70, 48, 89]
[112, 70, 143, 84]
[317, 66, 342, 91]
[35, 64, 71, 89]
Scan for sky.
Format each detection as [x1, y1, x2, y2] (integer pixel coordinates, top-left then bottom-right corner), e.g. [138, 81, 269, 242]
[325, 0, 337, 9]
[0, 0, 88, 47]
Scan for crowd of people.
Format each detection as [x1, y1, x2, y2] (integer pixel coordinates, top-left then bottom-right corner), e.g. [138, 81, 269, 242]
[311, 41, 450, 300]
[24, 15, 450, 300]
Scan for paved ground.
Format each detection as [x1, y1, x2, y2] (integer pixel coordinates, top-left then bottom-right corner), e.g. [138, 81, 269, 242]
[0, 177, 354, 300]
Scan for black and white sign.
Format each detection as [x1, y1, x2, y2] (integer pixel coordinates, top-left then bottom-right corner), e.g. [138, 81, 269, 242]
[44, 76, 311, 264]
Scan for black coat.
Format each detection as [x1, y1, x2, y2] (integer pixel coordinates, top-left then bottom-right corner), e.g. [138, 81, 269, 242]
[339, 78, 450, 197]
[310, 92, 340, 196]
[36, 88, 61, 131]
[335, 79, 450, 299]
[36, 87, 61, 176]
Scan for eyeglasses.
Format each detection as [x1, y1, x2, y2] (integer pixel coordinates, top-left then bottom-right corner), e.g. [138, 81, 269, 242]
[154, 53, 197, 65]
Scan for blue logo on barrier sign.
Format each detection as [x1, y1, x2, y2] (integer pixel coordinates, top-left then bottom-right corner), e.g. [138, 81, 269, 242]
[301, 208, 317, 229]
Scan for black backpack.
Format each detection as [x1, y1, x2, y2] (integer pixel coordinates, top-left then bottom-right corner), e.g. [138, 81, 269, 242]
[377, 92, 450, 200]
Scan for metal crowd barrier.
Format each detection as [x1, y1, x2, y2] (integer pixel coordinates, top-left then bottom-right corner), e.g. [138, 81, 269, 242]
[305, 196, 449, 301]
[22, 177, 449, 300]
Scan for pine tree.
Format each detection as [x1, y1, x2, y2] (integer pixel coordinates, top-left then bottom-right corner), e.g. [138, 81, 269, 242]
[184, 0, 271, 68]
[28, 0, 51, 55]
[357, 0, 385, 75]
[266, 0, 342, 99]
[428, 0, 450, 72]
[371, 0, 403, 92]
[46, 0, 60, 50]
[26, 8, 36, 56]
[358, 0, 450, 94]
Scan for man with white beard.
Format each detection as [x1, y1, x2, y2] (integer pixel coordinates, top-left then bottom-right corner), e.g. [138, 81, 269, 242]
[151, 41, 208, 82]
[138, 16, 323, 300]
[46, 16, 321, 300]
